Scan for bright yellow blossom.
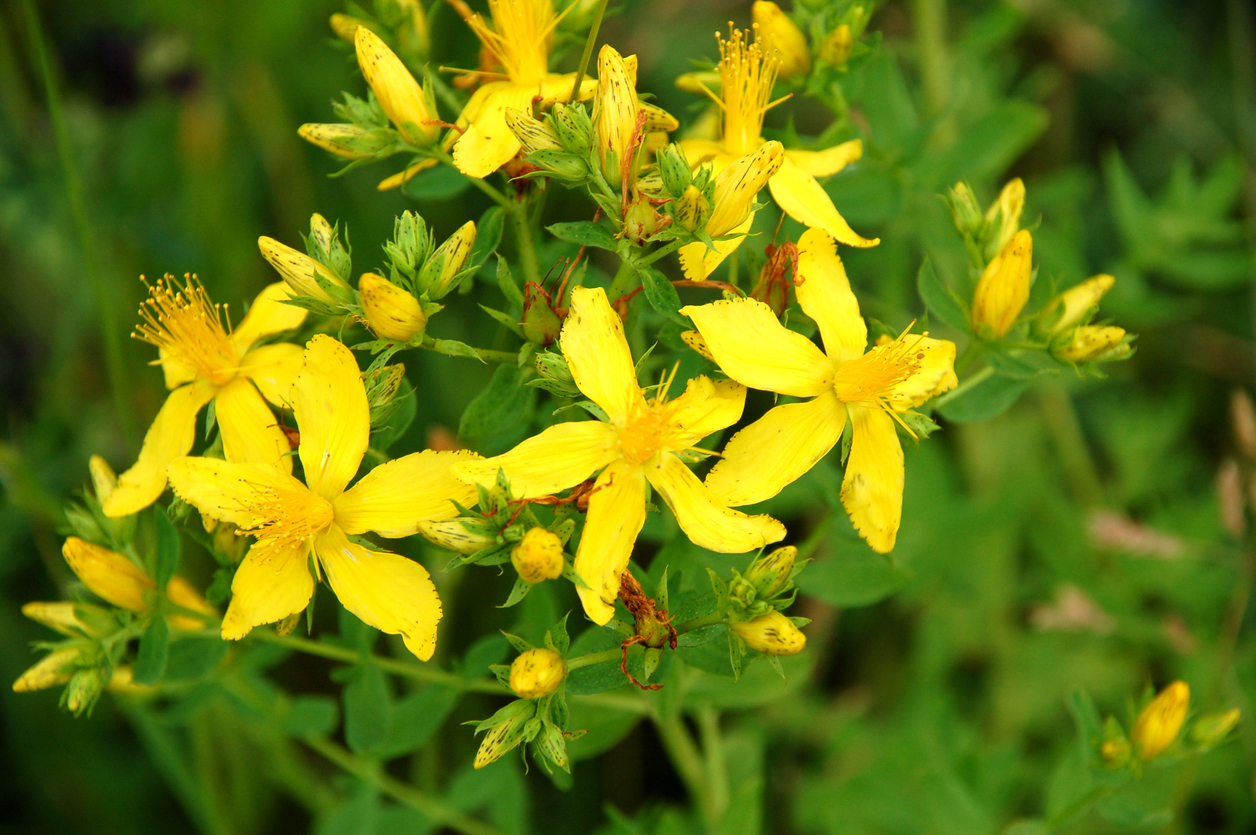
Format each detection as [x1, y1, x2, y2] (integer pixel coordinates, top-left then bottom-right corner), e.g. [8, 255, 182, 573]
[103, 277, 308, 518]
[455, 286, 785, 625]
[62, 537, 216, 630]
[448, 0, 596, 178]
[166, 335, 479, 660]
[682, 228, 956, 553]
[678, 26, 876, 279]
[356, 27, 439, 146]
[1132, 681, 1190, 760]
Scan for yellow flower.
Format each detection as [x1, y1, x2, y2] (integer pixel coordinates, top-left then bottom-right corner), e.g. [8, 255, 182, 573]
[455, 286, 785, 625]
[61, 537, 216, 630]
[984, 177, 1026, 256]
[509, 647, 565, 698]
[103, 277, 308, 517]
[512, 527, 564, 583]
[730, 610, 806, 655]
[972, 229, 1033, 338]
[166, 335, 480, 660]
[1132, 681, 1190, 760]
[682, 228, 957, 553]
[752, 2, 811, 80]
[448, 0, 595, 178]
[358, 273, 428, 342]
[356, 27, 438, 146]
[677, 26, 876, 279]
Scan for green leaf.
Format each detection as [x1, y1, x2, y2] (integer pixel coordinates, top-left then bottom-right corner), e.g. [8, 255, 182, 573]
[343, 663, 392, 754]
[916, 258, 970, 332]
[458, 364, 532, 442]
[471, 206, 506, 273]
[918, 100, 1049, 187]
[479, 304, 525, 337]
[496, 255, 522, 309]
[163, 635, 228, 682]
[984, 349, 1058, 380]
[379, 685, 460, 758]
[133, 616, 170, 685]
[1103, 150, 1155, 254]
[936, 372, 1031, 423]
[152, 507, 181, 589]
[401, 162, 472, 199]
[797, 542, 913, 608]
[565, 627, 627, 696]
[638, 267, 690, 327]
[284, 695, 340, 738]
[547, 221, 619, 251]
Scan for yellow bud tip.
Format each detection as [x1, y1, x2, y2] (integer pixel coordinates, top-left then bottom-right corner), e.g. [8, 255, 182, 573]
[729, 610, 806, 656]
[258, 237, 345, 302]
[358, 273, 428, 342]
[752, 1, 811, 80]
[972, 229, 1032, 338]
[511, 527, 565, 584]
[63, 537, 154, 612]
[88, 455, 117, 503]
[1132, 681, 1190, 760]
[509, 648, 566, 699]
[355, 27, 438, 146]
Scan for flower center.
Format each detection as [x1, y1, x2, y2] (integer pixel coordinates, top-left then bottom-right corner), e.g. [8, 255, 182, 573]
[833, 335, 926, 407]
[616, 366, 684, 466]
[240, 477, 335, 554]
[466, 0, 558, 85]
[715, 26, 784, 156]
[134, 275, 240, 387]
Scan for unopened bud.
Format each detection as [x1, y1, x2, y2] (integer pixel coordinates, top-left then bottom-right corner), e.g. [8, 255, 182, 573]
[534, 721, 570, 770]
[522, 284, 563, 347]
[89, 455, 117, 504]
[623, 196, 661, 245]
[707, 142, 784, 237]
[509, 647, 566, 698]
[658, 145, 693, 197]
[983, 178, 1026, 257]
[359, 273, 428, 342]
[393, 0, 430, 59]
[946, 182, 983, 238]
[639, 102, 679, 133]
[1189, 708, 1241, 748]
[1036, 274, 1115, 337]
[364, 364, 407, 429]
[65, 667, 105, 715]
[1053, 325, 1128, 363]
[730, 611, 806, 656]
[1131, 681, 1190, 760]
[258, 237, 350, 304]
[330, 13, 375, 43]
[22, 601, 111, 638]
[552, 104, 594, 155]
[971, 229, 1032, 338]
[533, 351, 580, 397]
[421, 221, 477, 299]
[1101, 735, 1132, 765]
[594, 45, 639, 188]
[474, 703, 534, 769]
[504, 108, 563, 155]
[417, 518, 497, 554]
[675, 185, 711, 233]
[298, 123, 393, 160]
[744, 546, 797, 599]
[817, 24, 852, 67]
[355, 27, 438, 145]
[754, 1, 811, 79]
[63, 537, 153, 612]
[13, 647, 82, 692]
[527, 149, 591, 183]
[511, 527, 565, 584]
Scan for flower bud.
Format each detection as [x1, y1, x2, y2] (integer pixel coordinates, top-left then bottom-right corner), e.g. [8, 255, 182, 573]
[504, 108, 563, 155]
[1131, 681, 1190, 760]
[421, 221, 477, 299]
[534, 721, 570, 770]
[753, 2, 811, 79]
[971, 229, 1032, 338]
[298, 123, 393, 160]
[707, 142, 785, 237]
[89, 455, 117, 504]
[65, 667, 105, 715]
[639, 102, 679, 133]
[817, 24, 852, 67]
[417, 518, 498, 554]
[594, 45, 640, 188]
[1189, 708, 1241, 748]
[532, 351, 581, 397]
[1100, 735, 1132, 765]
[13, 647, 82, 692]
[22, 601, 112, 637]
[355, 27, 438, 145]
[946, 182, 983, 238]
[1053, 326, 1128, 363]
[1036, 274, 1115, 337]
[392, 0, 430, 60]
[522, 285, 563, 347]
[552, 104, 594, 155]
[509, 648, 566, 699]
[623, 196, 661, 245]
[330, 13, 375, 43]
[983, 178, 1026, 258]
[511, 527, 565, 584]
[258, 237, 350, 304]
[730, 611, 807, 656]
[744, 546, 797, 599]
[658, 145, 693, 197]
[359, 273, 428, 342]
[674, 185, 711, 232]
[63, 537, 154, 612]
[474, 702, 535, 769]
[527, 149, 591, 183]
[364, 363, 407, 429]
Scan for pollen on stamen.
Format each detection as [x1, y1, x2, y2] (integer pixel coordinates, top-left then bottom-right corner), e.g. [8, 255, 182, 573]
[133, 273, 240, 385]
[714, 24, 788, 155]
[239, 479, 334, 553]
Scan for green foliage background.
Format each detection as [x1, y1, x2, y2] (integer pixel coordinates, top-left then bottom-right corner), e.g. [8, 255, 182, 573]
[1, 0, 1254, 832]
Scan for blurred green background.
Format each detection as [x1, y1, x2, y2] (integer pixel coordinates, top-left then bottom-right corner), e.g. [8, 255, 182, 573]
[2, 0, 1255, 832]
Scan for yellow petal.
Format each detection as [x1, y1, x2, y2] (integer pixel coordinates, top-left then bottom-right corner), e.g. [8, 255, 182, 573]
[221, 540, 314, 640]
[215, 378, 292, 472]
[453, 420, 620, 497]
[103, 380, 217, 517]
[768, 159, 879, 248]
[166, 575, 217, 631]
[561, 286, 645, 423]
[159, 347, 196, 390]
[13, 647, 80, 692]
[292, 335, 369, 499]
[535, 73, 597, 106]
[752, 1, 811, 79]
[705, 391, 846, 506]
[647, 453, 785, 552]
[574, 460, 647, 625]
[795, 228, 867, 362]
[63, 537, 154, 611]
[335, 449, 482, 537]
[884, 335, 957, 409]
[664, 376, 745, 449]
[679, 297, 833, 397]
[239, 343, 304, 408]
[675, 138, 728, 168]
[316, 526, 442, 661]
[840, 406, 903, 553]
[678, 215, 752, 280]
[167, 457, 304, 529]
[452, 84, 534, 178]
[783, 139, 862, 177]
[229, 283, 307, 356]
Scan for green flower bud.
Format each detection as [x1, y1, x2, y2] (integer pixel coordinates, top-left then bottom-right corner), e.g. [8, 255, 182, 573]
[363, 364, 407, 430]
[420, 221, 476, 299]
[674, 184, 711, 232]
[532, 351, 581, 397]
[946, 182, 983, 239]
[1189, 709, 1241, 748]
[504, 107, 563, 155]
[509, 648, 566, 699]
[658, 144, 693, 197]
[417, 518, 498, 554]
[552, 103, 594, 156]
[744, 546, 797, 599]
[65, 667, 105, 715]
[522, 284, 563, 346]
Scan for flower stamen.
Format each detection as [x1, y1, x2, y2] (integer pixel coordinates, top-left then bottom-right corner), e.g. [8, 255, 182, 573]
[715, 24, 787, 155]
[134, 274, 240, 387]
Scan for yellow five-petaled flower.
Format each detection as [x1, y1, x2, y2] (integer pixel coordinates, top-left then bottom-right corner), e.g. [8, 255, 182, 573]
[682, 229, 957, 553]
[104, 277, 308, 518]
[454, 286, 785, 625]
[166, 335, 479, 660]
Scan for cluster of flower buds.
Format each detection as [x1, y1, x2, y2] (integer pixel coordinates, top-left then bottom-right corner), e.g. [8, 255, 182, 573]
[1034, 274, 1133, 365]
[474, 619, 583, 773]
[259, 214, 354, 313]
[703, 547, 810, 676]
[1099, 681, 1240, 769]
[746, 0, 873, 75]
[657, 145, 715, 233]
[330, 0, 429, 63]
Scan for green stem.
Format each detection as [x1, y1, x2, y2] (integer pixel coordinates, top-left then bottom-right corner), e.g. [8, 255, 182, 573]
[304, 735, 506, 835]
[675, 612, 725, 635]
[932, 365, 992, 408]
[636, 238, 684, 268]
[511, 201, 542, 287]
[429, 147, 513, 208]
[607, 258, 639, 300]
[653, 714, 715, 828]
[251, 631, 506, 694]
[696, 706, 729, 826]
[565, 647, 622, 671]
[22, 0, 134, 441]
[913, 0, 949, 116]
[1037, 380, 1104, 506]
[568, 0, 611, 102]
